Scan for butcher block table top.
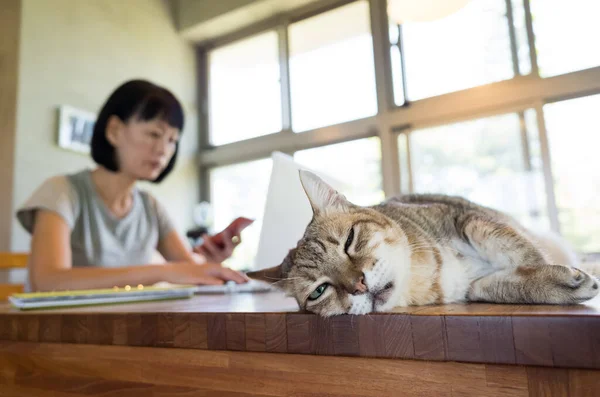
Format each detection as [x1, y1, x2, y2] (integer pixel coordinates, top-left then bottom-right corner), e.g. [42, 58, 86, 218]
[1, 291, 599, 370]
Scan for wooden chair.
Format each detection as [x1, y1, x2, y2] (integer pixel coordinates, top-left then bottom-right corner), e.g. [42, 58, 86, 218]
[0, 252, 28, 300]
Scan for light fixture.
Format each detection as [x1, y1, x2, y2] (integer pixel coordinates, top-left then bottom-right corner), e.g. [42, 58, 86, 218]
[387, 0, 472, 24]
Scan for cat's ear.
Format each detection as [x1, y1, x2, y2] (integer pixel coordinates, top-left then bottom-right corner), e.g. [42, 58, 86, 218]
[246, 249, 296, 289]
[246, 265, 283, 285]
[299, 170, 349, 215]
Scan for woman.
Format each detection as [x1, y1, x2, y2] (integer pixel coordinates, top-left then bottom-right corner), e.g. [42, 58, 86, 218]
[16, 80, 249, 291]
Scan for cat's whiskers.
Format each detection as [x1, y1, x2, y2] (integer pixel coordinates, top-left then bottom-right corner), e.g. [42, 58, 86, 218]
[263, 276, 303, 289]
[266, 276, 302, 281]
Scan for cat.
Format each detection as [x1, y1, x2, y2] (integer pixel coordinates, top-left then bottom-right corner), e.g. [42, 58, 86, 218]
[248, 170, 599, 317]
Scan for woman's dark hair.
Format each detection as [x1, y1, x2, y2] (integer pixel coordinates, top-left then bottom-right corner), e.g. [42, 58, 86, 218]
[91, 79, 185, 183]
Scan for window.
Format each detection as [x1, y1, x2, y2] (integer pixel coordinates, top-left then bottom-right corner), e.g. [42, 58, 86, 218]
[289, 1, 378, 132]
[294, 138, 384, 206]
[202, 0, 599, 260]
[400, 112, 549, 229]
[209, 159, 272, 270]
[208, 32, 281, 145]
[530, 0, 600, 77]
[397, 0, 516, 101]
[544, 95, 600, 252]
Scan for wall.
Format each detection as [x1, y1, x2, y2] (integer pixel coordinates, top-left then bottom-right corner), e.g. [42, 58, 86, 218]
[11, 0, 199, 253]
[0, 0, 21, 252]
[175, 0, 256, 31]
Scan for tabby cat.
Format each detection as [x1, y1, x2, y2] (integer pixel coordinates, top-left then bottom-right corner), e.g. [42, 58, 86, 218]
[248, 170, 599, 317]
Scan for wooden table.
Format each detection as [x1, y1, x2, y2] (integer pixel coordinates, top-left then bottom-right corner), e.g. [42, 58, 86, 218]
[1, 291, 599, 396]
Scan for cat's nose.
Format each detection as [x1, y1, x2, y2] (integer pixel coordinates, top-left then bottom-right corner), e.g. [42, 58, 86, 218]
[353, 276, 368, 295]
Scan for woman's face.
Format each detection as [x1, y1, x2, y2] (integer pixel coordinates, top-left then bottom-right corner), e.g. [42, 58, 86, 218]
[107, 116, 180, 181]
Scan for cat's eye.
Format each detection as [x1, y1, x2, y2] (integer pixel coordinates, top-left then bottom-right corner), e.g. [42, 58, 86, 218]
[308, 283, 329, 300]
[344, 227, 355, 254]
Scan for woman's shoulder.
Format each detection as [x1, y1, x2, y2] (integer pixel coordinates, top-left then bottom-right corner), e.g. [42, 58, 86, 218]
[64, 168, 93, 189]
[16, 169, 90, 233]
[33, 169, 95, 202]
[32, 168, 90, 189]
[135, 189, 175, 238]
[135, 188, 170, 218]
[135, 187, 159, 206]
[33, 171, 81, 199]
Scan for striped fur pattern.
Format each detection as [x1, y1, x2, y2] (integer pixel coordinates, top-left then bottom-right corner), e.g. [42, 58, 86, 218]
[248, 171, 599, 317]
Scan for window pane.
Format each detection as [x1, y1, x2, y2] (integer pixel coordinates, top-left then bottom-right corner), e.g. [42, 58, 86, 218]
[209, 32, 281, 145]
[289, 1, 377, 132]
[294, 138, 384, 206]
[544, 95, 600, 252]
[209, 159, 272, 270]
[531, 0, 600, 77]
[399, 0, 514, 100]
[403, 113, 548, 230]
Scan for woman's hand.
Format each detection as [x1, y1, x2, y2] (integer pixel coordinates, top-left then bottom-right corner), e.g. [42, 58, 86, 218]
[193, 217, 253, 263]
[164, 262, 248, 285]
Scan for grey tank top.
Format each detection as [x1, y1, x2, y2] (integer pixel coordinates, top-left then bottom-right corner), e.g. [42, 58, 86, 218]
[16, 169, 174, 270]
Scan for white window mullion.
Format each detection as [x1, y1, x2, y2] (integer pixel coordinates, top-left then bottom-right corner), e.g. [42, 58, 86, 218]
[505, 0, 521, 76]
[278, 23, 293, 132]
[523, 0, 540, 77]
[534, 101, 561, 233]
[370, 0, 401, 198]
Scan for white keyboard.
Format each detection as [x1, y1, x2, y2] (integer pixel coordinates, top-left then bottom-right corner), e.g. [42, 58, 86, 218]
[9, 285, 197, 310]
[193, 279, 275, 295]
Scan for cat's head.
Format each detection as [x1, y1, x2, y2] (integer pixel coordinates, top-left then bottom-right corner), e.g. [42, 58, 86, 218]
[248, 171, 412, 317]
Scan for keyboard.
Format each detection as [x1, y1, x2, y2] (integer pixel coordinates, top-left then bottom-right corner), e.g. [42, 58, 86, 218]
[9, 280, 277, 310]
[192, 279, 275, 295]
[9, 284, 197, 310]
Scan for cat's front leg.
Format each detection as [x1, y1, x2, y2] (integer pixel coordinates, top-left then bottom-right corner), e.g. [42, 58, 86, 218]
[467, 265, 599, 304]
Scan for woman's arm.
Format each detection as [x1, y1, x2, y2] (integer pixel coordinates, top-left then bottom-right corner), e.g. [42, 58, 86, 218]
[193, 217, 254, 263]
[29, 210, 245, 291]
[158, 218, 254, 265]
[157, 230, 248, 284]
[157, 229, 203, 263]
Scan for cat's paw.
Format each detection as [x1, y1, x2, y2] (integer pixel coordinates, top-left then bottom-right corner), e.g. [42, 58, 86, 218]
[550, 265, 599, 303]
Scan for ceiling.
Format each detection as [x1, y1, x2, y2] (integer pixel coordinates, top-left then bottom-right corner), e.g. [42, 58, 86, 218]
[169, 0, 325, 44]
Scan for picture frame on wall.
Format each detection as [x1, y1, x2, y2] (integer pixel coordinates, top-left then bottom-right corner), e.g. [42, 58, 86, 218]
[57, 105, 96, 154]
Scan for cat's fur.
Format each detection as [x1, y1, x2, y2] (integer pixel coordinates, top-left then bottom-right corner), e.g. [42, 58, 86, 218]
[248, 171, 599, 317]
